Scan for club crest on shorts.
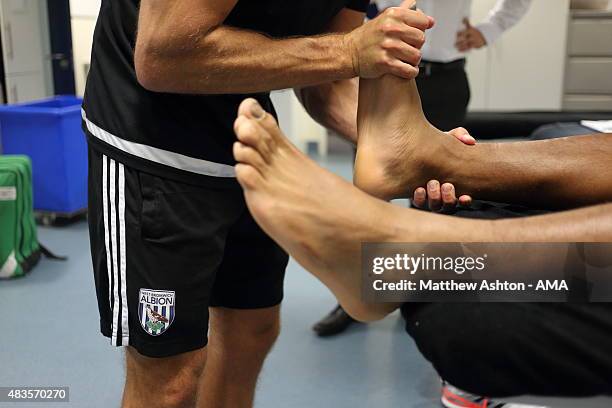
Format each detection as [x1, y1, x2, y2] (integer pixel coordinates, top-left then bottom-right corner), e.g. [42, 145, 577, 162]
[138, 288, 175, 336]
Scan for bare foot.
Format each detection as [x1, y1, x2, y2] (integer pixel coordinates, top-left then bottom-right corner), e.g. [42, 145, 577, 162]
[354, 76, 461, 200]
[232, 98, 400, 321]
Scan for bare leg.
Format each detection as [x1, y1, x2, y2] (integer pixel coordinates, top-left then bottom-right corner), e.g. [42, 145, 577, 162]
[232, 98, 612, 321]
[197, 306, 280, 408]
[354, 76, 612, 209]
[123, 347, 205, 408]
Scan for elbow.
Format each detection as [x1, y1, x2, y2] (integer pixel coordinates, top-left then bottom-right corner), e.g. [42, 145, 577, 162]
[134, 46, 167, 92]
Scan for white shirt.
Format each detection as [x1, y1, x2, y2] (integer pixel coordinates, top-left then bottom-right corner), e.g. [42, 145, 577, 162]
[375, 0, 532, 63]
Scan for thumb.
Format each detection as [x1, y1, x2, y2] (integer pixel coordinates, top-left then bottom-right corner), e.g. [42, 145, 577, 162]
[463, 17, 473, 29]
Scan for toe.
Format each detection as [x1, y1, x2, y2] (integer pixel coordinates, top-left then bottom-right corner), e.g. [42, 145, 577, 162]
[233, 142, 267, 173]
[235, 163, 264, 190]
[238, 98, 284, 144]
[237, 98, 261, 118]
[234, 117, 273, 162]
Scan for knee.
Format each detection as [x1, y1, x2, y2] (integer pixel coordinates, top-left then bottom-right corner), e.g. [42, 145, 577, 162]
[211, 307, 281, 359]
[241, 319, 280, 354]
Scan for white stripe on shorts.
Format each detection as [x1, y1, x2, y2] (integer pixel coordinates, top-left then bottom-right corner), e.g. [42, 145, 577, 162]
[103, 156, 130, 347]
[118, 163, 129, 346]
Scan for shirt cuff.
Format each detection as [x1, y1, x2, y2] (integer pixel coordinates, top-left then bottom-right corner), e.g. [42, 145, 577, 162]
[475, 21, 503, 46]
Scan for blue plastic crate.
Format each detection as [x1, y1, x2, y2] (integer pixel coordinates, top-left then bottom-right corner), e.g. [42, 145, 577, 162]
[0, 95, 86, 213]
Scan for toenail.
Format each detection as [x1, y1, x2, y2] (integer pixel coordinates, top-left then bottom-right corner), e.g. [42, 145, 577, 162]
[250, 102, 265, 120]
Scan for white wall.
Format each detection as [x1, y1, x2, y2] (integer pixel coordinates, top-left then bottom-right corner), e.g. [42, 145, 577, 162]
[467, 0, 570, 112]
[69, 0, 100, 18]
[70, 0, 100, 96]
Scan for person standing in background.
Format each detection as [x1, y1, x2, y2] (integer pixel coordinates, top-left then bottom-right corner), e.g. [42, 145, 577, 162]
[381, 0, 532, 130]
[313, 0, 533, 337]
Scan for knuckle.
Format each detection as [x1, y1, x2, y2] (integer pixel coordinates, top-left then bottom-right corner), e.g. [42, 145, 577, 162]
[417, 33, 426, 47]
[379, 52, 393, 66]
[381, 22, 395, 34]
[381, 38, 394, 50]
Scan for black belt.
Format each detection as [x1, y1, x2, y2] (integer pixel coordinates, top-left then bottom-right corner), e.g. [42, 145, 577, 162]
[418, 59, 466, 77]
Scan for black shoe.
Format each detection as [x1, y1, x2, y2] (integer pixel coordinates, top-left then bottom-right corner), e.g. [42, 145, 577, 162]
[312, 304, 358, 337]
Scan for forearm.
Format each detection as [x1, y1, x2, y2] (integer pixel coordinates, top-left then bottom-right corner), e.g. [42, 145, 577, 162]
[136, 25, 355, 94]
[476, 0, 532, 45]
[441, 134, 612, 209]
[296, 78, 359, 143]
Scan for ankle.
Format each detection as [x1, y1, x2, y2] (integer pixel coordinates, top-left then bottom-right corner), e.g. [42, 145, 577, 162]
[400, 124, 457, 194]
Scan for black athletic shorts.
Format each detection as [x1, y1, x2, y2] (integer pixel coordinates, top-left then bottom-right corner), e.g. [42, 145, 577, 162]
[87, 145, 289, 358]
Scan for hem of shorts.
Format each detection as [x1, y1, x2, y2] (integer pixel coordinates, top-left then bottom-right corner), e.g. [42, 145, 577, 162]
[209, 294, 284, 310]
[100, 322, 208, 358]
[85, 126, 242, 190]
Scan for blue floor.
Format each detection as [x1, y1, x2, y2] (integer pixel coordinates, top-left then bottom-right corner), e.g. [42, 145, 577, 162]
[0, 154, 441, 408]
[2, 154, 612, 408]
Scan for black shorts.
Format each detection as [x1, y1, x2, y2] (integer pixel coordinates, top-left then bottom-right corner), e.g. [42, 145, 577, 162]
[87, 146, 288, 358]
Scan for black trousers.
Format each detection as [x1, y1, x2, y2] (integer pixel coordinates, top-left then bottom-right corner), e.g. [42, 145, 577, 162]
[415, 61, 471, 131]
[402, 131, 612, 398]
[403, 302, 612, 398]
[403, 202, 612, 399]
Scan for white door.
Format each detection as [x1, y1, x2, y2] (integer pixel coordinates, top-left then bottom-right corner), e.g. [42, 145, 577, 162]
[0, 0, 53, 102]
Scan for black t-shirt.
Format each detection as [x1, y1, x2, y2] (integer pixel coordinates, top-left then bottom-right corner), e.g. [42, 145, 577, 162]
[83, 0, 368, 186]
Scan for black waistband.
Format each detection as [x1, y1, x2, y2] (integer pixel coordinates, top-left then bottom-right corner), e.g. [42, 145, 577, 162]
[419, 59, 466, 76]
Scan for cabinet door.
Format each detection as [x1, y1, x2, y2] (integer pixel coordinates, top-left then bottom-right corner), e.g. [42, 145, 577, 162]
[0, 0, 50, 75]
[566, 58, 612, 93]
[5, 73, 48, 103]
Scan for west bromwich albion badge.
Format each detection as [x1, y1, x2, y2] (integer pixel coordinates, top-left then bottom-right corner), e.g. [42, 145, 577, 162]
[138, 288, 175, 336]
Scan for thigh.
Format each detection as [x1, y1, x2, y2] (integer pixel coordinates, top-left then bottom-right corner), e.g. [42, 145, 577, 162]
[210, 209, 289, 309]
[402, 302, 612, 397]
[209, 305, 281, 344]
[88, 145, 245, 357]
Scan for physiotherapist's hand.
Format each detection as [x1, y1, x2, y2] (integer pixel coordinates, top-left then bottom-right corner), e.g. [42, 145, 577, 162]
[345, 1, 435, 80]
[455, 18, 487, 52]
[412, 127, 475, 213]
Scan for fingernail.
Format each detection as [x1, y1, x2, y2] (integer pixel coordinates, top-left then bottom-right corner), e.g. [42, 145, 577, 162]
[442, 184, 452, 193]
[250, 101, 265, 119]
